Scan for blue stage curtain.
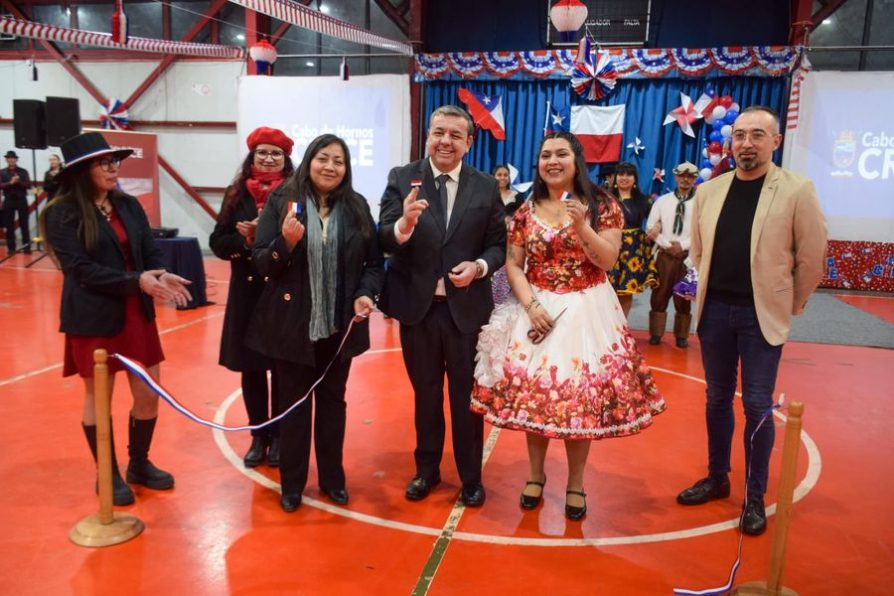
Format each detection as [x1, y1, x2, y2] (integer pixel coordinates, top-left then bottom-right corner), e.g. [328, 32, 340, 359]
[422, 76, 790, 195]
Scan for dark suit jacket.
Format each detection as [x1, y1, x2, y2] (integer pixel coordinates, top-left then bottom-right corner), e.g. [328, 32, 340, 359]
[377, 159, 506, 334]
[45, 193, 166, 336]
[209, 186, 270, 372]
[245, 188, 385, 366]
[0, 166, 30, 204]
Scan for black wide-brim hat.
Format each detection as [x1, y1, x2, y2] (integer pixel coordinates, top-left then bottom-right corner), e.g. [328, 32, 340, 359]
[58, 132, 133, 181]
[4, 150, 19, 159]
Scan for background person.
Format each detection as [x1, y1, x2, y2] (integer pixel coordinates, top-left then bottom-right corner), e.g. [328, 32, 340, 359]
[43, 153, 64, 203]
[493, 164, 523, 215]
[645, 161, 698, 348]
[210, 127, 295, 468]
[377, 105, 506, 508]
[472, 132, 665, 520]
[1, 150, 32, 254]
[246, 134, 384, 513]
[676, 106, 827, 536]
[40, 132, 192, 506]
[605, 162, 658, 317]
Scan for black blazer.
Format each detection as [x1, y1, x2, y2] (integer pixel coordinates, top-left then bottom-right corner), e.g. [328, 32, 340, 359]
[45, 193, 166, 336]
[209, 186, 270, 372]
[377, 159, 506, 334]
[245, 187, 384, 366]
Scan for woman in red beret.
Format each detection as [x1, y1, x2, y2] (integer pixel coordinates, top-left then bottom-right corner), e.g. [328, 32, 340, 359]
[210, 126, 295, 468]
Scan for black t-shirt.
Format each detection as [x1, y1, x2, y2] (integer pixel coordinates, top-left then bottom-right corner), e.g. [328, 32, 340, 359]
[706, 174, 766, 306]
[617, 193, 651, 228]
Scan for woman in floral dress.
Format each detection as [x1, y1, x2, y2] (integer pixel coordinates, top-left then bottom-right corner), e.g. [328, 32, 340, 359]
[471, 133, 665, 520]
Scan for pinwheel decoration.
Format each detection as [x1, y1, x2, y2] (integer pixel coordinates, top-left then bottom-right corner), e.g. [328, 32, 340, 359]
[99, 99, 129, 130]
[570, 50, 618, 101]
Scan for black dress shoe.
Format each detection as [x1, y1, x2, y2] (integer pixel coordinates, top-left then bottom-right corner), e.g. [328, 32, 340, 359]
[649, 335, 662, 345]
[405, 475, 440, 501]
[675, 337, 689, 348]
[243, 436, 268, 468]
[280, 493, 302, 513]
[740, 496, 767, 536]
[267, 437, 280, 467]
[519, 476, 546, 510]
[676, 476, 731, 505]
[322, 487, 349, 505]
[565, 490, 587, 521]
[461, 483, 486, 507]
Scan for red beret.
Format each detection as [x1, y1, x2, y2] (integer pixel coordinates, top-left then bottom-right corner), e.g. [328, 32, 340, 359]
[246, 127, 294, 155]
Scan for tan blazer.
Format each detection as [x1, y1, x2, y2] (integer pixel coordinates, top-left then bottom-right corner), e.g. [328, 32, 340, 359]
[690, 163, 827, 346]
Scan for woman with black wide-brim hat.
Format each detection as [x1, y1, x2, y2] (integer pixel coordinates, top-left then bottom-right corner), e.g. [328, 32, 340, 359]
[40, 131, 192, 506]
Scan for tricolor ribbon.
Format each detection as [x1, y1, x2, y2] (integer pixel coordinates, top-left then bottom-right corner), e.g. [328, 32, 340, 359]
[674, 397, 785, 595]
[113, 316, 362, 432]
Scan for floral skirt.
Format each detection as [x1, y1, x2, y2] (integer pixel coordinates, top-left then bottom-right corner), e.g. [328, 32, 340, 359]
[606, 228, 658, 296]
[471, 282, 665, 440]
[491, 266, 512, 305]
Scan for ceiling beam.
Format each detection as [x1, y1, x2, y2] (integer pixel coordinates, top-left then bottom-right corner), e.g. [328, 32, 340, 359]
[373, 0, 409, 37]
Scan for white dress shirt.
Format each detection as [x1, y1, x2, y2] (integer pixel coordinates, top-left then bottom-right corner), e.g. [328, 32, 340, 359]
[646, 189, 694, 251]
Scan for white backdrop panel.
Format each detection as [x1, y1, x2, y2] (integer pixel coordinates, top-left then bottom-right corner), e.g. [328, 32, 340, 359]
[237, 74, 410, 219]
[783, 71, 894, 242]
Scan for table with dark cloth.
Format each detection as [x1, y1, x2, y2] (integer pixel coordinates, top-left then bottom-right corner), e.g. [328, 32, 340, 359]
[154, 237, 208, 309]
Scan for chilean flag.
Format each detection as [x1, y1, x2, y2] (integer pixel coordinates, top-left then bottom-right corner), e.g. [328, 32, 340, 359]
[457, 88, 506, 140]
[570, 104, 625, 163]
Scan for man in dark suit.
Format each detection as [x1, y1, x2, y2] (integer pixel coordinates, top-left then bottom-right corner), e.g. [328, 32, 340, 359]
[1, 150, 32, 254]
[378, 105, 506, 507]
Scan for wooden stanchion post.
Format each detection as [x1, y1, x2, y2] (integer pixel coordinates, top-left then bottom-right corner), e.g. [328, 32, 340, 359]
[732, 402, 804, 596]
[69, 349, 144, 547]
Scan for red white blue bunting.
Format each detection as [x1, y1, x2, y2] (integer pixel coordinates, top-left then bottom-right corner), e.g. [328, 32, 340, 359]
[416, 46, 803, 81]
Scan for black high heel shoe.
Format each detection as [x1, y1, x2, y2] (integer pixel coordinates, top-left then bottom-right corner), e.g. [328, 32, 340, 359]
[565, 489, 587, 521]
[519, 476, 547, 510]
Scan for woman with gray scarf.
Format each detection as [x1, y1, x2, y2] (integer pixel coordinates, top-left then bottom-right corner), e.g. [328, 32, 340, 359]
[246, 134, 384, 513]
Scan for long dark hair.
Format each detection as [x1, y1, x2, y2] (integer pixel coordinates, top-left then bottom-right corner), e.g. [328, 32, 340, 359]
[531, 132, 615, 214]
[218, 150, 295, 223]
[612, 161, 649, 202]
[39, 161, 124, 257]
[279, 133, 371, 237]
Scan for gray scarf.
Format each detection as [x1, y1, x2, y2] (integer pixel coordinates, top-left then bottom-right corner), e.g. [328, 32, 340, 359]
[305, 195, 341, 341]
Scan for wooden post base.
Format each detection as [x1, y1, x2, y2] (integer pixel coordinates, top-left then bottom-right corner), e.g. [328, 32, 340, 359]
[732, 580, 798, 595]
[69, 512, 144, 547]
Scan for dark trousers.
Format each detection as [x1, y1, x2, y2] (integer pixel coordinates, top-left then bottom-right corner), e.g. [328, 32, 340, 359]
[3, 199, 30, 251]
[697, 298, 783, 496]
[399, 301, 484, 487]
[241, 369, 280, 438]
[651, 250, 690, 314]
[274, 333, 352, 496]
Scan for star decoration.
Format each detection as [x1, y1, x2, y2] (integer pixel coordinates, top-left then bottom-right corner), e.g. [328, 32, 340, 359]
[551, 111, 566, 128]
[653, 168, 665, 183]
[662, 92, 701, 137]
[627, 136, 645, 156]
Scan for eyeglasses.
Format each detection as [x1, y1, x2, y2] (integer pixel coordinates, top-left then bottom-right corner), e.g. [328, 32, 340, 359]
[731, 129, 777, 143]
[95, 157, 121, 171]
[255, 150, 285, 160]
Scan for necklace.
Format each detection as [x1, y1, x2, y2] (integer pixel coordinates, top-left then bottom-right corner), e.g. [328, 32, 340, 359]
[96, 198, 113, 221]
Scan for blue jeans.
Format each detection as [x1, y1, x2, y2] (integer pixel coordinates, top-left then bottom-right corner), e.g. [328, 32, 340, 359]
[697, 298, 783, 497]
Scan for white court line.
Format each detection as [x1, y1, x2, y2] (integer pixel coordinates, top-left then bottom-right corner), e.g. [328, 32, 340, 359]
[213, 359, 823, 547]
[0, 311, 223, 387]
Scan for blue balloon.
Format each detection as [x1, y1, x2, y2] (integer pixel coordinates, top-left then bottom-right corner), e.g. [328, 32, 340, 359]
[724, 110, 739, 124]
[713, 120, 724, 131]
[696, 176, 704, 184]
[701, 159, 712, 169]
[709, 131, 723, 143]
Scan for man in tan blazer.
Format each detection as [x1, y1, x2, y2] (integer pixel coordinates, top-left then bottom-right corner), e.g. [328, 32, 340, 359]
[675, 106, 827, 536]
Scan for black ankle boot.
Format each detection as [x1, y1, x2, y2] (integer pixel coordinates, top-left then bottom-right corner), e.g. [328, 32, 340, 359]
[243, 435, 269, 468]
[126, 415, 174, 490]
[82, 422, 135, 506]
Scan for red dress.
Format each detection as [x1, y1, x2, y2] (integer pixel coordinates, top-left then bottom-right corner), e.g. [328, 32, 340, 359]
[63, 210, 165, 378]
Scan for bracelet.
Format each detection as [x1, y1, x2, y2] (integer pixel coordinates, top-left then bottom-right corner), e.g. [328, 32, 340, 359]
[524, 298, 539, 312]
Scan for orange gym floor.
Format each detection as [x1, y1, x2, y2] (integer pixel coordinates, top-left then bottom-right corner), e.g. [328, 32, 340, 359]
[1, 254, 892, 595]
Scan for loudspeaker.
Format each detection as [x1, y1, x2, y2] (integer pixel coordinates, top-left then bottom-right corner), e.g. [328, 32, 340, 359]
[45, 97, 81, 146]
[13, 99, 47, 150]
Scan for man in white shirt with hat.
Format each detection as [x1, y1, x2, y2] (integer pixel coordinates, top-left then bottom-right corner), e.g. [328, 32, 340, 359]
[645, 161, 698, 347]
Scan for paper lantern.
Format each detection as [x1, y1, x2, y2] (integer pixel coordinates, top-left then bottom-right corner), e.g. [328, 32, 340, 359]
[249, 40, 277, 75]
[550, 0, 588, 43]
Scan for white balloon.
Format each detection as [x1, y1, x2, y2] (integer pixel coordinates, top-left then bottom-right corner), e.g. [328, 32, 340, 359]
[702, 148, 709, 158]
[700, 167, 713, 180]
[712, 106, 727, 120]
[709, 154, 722, 166]
[730, 102, 740, 112]
[721, 124, 733, 138]
[704, 115, 716, 125]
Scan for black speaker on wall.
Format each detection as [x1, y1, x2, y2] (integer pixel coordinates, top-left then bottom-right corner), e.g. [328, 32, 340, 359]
[45, 97, 81, 146]
[12, 99, 47, 150]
